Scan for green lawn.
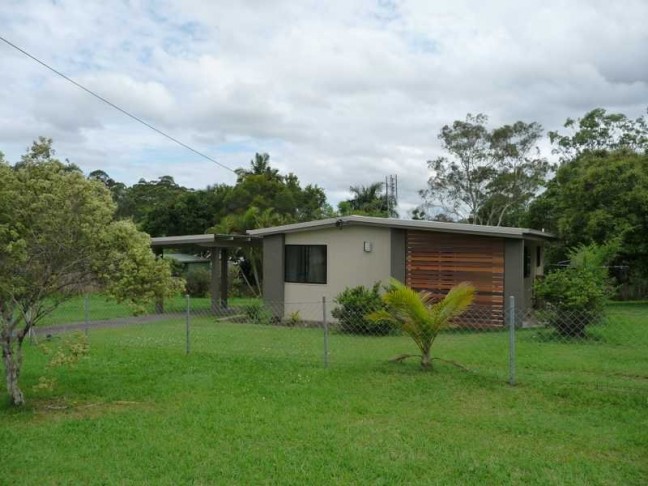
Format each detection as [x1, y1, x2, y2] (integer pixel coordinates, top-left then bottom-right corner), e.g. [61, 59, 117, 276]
[1, 304, 646, 484]
[40, 293, 260, 326]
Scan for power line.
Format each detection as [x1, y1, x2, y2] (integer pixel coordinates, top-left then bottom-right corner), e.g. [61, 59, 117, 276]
[0, 35, 236, 174]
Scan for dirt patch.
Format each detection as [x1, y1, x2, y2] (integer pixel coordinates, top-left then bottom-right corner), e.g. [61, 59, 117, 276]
[28, 397, 153, 421]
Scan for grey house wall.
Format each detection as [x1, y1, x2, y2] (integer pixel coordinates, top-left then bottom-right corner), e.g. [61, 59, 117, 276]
[262, 234, 285, 317]
[390, 229, 406, 282]
[504, 239, 525, 320]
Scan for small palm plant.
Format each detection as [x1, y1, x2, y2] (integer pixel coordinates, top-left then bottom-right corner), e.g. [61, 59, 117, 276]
[367, 279, 475, 369]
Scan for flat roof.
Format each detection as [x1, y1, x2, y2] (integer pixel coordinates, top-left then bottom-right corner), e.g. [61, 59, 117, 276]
[247, 215, 555, 240]
[151, 233, 261, 249]
[162, 252, 210, 263]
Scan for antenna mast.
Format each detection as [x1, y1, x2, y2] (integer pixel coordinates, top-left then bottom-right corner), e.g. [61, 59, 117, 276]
[385, 174, 398, 217]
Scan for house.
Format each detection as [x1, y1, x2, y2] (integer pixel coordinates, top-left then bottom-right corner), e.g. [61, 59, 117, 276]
[163, 252, 210, 274]
[247, 215, 554, 325]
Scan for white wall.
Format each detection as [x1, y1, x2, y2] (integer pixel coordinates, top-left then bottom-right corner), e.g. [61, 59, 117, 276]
[283, 226, 392, 320]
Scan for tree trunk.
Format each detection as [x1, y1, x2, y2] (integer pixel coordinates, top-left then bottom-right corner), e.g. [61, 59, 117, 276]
[2, 341, 25, 406]
[421, 349, 432, 370]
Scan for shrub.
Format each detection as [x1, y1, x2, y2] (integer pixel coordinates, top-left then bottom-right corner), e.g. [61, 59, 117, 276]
[332, 283, 392, 335]
[185, 268, 211, 298]
[285, 311, 301, 327]
[243, 300, 272, 325]
[535, 242, 616, 337]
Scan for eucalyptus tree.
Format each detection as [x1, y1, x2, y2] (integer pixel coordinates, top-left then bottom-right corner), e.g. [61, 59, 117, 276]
[419, 114, 550, 226]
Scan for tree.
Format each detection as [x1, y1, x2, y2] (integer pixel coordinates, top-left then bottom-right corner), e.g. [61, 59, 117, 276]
[224, 153, 330, 222]
[211, 207, 289, 295]
[338, 182, 397, 217]
[526, 149, 648, 280]
[234, 152, 281, 180]
[549, 107, 648, 162]
[419, 114, 550, 226]
[209, 154, 331, 294]
[367, 280, 475, 369]
[0, 139, 181, 406]
[139, 184, 233, 236]
[88, 169, 117, 188]
[114, 175, 188, 231]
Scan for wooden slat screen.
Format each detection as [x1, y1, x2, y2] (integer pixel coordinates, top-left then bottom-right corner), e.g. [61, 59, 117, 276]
[406, 231, 505, 326]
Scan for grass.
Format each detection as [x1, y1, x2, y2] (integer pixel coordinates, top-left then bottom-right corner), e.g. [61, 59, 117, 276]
[1, 304, 646, 484]
[40, 293, 260, 327]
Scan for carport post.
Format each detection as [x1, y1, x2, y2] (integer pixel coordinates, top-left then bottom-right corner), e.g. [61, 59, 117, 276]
[84, 294, 89, 336]
[508, 296, 516, 386]
[154, 248, 164, 314]
[185, 294, 191, 355]
[210, 249, 221, 314]
[220, 248, 228, 309]
[322, 297, 329, 368]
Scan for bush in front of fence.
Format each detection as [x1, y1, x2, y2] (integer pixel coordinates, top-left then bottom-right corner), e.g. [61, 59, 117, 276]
[535, 242, 616, 337]
[332, 283, 392, 335]
[243, 300, 273, 325]
[185, 268, 211, 298]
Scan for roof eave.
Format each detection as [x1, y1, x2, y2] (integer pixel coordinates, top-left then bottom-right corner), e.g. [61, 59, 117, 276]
[247, 216, 556, 240]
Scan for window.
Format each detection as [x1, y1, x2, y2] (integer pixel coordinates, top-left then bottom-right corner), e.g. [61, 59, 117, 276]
[285, 245, 327, 284]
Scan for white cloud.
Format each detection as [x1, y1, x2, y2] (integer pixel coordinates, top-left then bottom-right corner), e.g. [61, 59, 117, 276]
[0, 0, 646, 215]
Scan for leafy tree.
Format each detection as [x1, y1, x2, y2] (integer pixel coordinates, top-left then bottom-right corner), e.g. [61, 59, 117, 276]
[224, 153, 329, 222]
[368, 280, 475, 369]
[88, 170, 130, 213]
[338, 182, 397, 217]
[526, 149, 648, 281]
[88, 169, 117, 188]
[235, 152, 280, 180]
[549, 107, 648, 161]
[140, 184, 233, 236]
[115, 175, 188, 231]
[0, 139, 181, 406]
[209, 154, 332, 294]
[419, 114, 550, 226]
[211, 207, 289, 295]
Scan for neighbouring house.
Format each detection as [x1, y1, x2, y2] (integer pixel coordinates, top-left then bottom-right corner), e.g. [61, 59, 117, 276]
[163, 252, 211, 274]
[247, 215, 555, 326]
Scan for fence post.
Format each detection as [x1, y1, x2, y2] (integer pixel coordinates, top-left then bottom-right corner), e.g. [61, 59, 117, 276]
[185, 294, 191, 355]
[322, 296, 329, 368]
[508, 295, 516, 386]
[84, 294, 89, 337]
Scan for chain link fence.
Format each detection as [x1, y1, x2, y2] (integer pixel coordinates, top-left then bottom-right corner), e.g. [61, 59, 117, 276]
[34, 294, 647, 390]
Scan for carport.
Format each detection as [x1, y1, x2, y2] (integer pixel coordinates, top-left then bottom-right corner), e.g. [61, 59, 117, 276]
[150, 234, 261, 313]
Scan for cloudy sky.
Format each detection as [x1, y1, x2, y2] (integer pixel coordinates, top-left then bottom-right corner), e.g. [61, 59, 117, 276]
[1, 0, 647, 214]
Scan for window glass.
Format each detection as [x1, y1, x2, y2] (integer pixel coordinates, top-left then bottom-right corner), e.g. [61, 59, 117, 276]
[285, 245, 327, 284]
